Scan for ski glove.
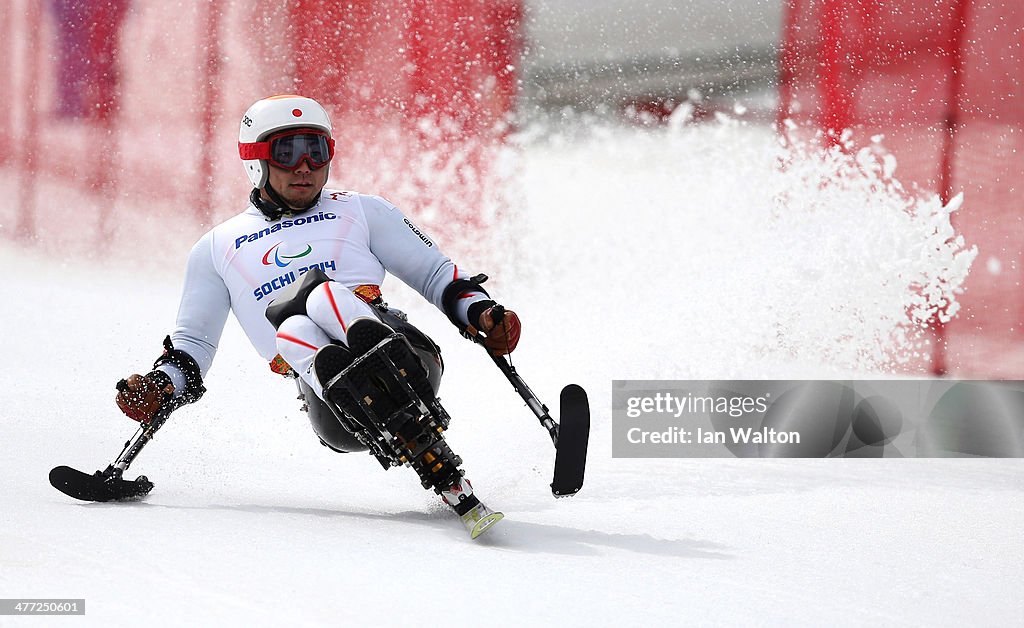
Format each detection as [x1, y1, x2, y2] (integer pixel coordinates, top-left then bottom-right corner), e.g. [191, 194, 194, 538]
[478, 306, 521, 355]
[116, 371, 175, 423]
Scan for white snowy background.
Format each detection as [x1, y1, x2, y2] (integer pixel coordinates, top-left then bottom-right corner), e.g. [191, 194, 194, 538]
[2, 115, 1021, 626]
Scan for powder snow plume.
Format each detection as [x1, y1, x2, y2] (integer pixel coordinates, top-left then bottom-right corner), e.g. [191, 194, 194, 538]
[492, 114, 977, 379]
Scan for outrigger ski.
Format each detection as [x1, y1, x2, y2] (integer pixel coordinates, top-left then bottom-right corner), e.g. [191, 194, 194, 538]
[551, 384, 590, 497]
[491, 367, 590, 497]
[49, 396, 185, 503]
[49, 464, 153, 503]
[474, 304, 591, 498]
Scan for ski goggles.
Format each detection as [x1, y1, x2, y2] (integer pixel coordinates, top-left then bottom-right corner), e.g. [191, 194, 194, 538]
[238, 129, 336, 170]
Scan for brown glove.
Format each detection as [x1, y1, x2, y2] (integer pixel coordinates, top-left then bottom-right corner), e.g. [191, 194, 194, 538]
[478, 306, 521, 355]
[116, 371, 175, 423]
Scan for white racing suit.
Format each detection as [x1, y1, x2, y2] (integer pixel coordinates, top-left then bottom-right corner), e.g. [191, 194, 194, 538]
[157, 190, 488, 407]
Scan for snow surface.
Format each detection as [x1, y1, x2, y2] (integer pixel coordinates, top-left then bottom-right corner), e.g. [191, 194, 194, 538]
[2, 119, 1020, 626]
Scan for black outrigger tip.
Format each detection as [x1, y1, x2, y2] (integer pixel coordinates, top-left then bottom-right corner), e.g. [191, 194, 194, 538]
[49, 465, 154, 503]
[551, 384, 590, 497]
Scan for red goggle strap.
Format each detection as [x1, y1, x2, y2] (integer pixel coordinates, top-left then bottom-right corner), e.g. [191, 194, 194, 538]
[239, 141, 271, 160]
[237, 137, 336, 161]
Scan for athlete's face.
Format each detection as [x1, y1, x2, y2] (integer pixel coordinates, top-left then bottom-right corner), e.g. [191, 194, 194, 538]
[266, 157, 329, 209]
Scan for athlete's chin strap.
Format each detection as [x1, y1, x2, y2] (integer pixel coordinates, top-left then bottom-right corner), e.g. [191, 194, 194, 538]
[250, 183, 322, 222]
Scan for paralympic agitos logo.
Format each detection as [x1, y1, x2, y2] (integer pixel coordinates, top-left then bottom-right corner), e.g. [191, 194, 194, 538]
[262, 242, 313, 267]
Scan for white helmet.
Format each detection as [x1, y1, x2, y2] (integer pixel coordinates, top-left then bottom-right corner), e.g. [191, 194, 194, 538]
[238, 95, 333, 188]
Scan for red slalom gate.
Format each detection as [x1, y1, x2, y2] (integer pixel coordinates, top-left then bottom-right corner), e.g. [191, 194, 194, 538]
[779, 0, 1024, 378]
[1, 0, 521, 248]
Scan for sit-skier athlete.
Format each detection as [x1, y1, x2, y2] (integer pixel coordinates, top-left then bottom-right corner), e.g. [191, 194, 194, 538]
[114, 95, 521, 538]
